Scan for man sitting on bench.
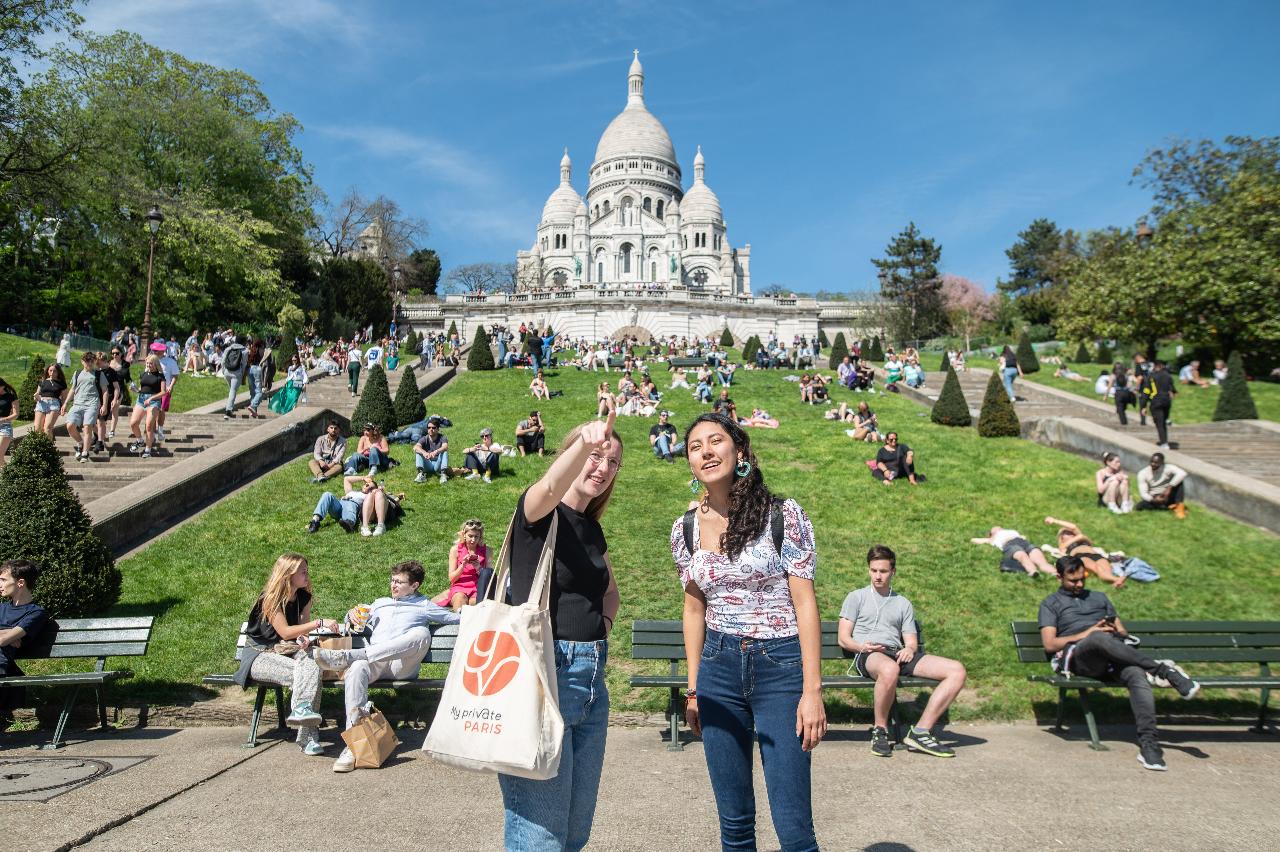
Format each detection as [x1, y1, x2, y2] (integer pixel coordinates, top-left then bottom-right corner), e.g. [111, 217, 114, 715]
[317, 560, 460, 773]
[837, 545, 967, 759]
[1038, 554, 1201, 772]
[1, 559, 47, 718]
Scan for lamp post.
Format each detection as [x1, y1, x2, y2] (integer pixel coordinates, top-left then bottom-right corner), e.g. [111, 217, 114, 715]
[141, 205, 164, 351]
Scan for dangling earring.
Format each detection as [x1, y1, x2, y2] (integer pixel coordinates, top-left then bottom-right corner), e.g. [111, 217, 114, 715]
[735, 459, 752, 477]
[688, 477, 701, 495]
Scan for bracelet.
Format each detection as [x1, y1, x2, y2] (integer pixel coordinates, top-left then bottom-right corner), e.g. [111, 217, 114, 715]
[685, 689, 697, 700]
[602, 615, 613, 630]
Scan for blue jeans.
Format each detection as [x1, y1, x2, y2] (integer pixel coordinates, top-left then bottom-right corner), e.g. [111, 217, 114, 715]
[313, 492, 359, 527]
[498, 340, 507, 368]
[247, 365, 263, 410]
[389, 419, 431, 444]
[1002, 367, 1019, 401]
[698, 629, 817, 852]
[500, 639, 609, 852]
[344, 447, 386, 474]
[695, 382, 712, 403]
[653, 435, 685, 458]
[415, 451, 448, 473]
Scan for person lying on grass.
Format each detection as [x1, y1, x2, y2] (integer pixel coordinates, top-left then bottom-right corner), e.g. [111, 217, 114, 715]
[1044, 516, 1127, 588]
[970, 526, 1054, 577]
[306, 475, 404, 537]
[739, 407, 779, 428]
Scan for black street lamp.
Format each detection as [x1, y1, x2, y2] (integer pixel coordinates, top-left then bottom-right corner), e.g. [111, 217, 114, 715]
[392, 262, 403, 323]
[141, 204, 164, 351]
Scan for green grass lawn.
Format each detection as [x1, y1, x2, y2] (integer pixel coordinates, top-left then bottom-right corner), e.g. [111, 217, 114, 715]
[19, 361, 1280, 728]
[0, 331, 244, 419]
[957, 354, 1280, 423]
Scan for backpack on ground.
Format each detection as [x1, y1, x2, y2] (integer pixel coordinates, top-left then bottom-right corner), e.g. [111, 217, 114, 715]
[223, 345, 244, 373]
[682, 499, 784, 556]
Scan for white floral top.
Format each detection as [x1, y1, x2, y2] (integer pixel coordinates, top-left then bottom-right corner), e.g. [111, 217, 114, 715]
[671, 499, 816, 639]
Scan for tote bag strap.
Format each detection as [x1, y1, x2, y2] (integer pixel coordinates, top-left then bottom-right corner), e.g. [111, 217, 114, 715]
[483, 506, 560, 610]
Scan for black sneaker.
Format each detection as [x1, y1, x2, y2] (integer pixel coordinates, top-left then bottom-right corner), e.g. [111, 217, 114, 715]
[306, 517, 321, 534]
[870, 726, 893, 758]
[337, 518, 357, 533]
[903, 726, 955, 758]
[1137, 740, 1167, 771]
[1159, 664, 1201, 700]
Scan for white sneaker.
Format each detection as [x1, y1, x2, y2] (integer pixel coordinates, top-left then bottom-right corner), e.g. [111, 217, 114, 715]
[1121, 500, 1134, 513]
[414, 472, 426, 483]
[466, 472, 482, 481]
[333, 747, 357, 773]
[482, 473, 492, 483]
[360, 525, 372, 537]
[372, 523, 385, 537]
[155, 428, 166, 443]
[439, 473, 448, 485]
[1107, 502, 1122, 514]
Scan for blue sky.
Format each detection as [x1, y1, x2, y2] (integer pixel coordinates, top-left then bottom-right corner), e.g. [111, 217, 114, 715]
[76, 0, 1280, 293]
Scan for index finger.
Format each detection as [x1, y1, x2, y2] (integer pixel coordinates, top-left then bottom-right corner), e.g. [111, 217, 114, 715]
[603, 398, 617, 435]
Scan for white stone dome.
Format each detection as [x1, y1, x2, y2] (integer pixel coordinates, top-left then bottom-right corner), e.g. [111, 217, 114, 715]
[680, 146, 722, 222]
[592, 51, 677, 166]
[541, 148, 583, 224]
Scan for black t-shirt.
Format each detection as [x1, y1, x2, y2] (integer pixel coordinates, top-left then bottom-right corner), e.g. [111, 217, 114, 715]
[713, 397, 734, 414]
[246, 588, 311, 646]
[876, 444, 910, 468]
[1037, 587, 1116, 649]
[0, 388, 16, 418]
[650, 423, 677, 441]
[139, 371, 163, 395]
[1151, 370, 1174, 402]
[509, 490, 609, 642]
[38, 378, 66, 399]
[0, 600, 48, 673]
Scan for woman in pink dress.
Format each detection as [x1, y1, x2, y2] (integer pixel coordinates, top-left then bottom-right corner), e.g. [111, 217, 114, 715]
[434, 519, 487, 609]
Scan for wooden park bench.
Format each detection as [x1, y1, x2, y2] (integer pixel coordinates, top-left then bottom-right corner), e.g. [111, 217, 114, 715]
[630, 619, 939, 751]
[667, 356, 709, 369]
[202, 622, 460, 747]
[2, 616, 155, 749]
[1011, 619, 1280, 750]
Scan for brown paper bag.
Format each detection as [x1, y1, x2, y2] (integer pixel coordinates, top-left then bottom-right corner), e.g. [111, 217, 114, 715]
[317, 635, 352, 681]
[340, 708, 400, 769]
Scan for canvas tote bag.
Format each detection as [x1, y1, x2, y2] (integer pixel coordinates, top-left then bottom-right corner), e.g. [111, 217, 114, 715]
[423, 511, 564, 780]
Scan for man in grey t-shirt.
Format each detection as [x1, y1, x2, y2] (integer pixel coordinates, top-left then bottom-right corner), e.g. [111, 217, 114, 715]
[838, 545, 968, 759]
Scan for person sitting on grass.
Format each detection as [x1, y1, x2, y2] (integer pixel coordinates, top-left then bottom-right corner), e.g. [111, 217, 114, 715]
[649, 408, 684, 461]
[0, 559, 47, 719]
[413, 420, 449, 484]
[670, 367, 690, 389]
[846, 401, 882, 443]
[308, 422, 346, 483]
[596, 381, 613, 417]
[871, 432, 923, 485]
[798, 373, 814, 404]
[1096, 452, 1132, 513]
[838, 545, 967, 759]
[1044, 516, 1127, 588]
[515, 410, 545, 457]
[970, 526, 1054, 577]
[344, 423, 390, 476]
[1038, 555, 1201, 771]
[811, 373, 830, 403]
[530, 370, 551, 401]
[1136, 452, 1188, 517]
[233, 553, 340, 757]
[712, 388, 737, 422]
[693, 368, 713, 403]
[1178, 360, 1211, 388]
[837, 355, 856, 388]
[318, 560, 461, 773]
[433, 520, 488, 610]
[715, 359, 735, 387]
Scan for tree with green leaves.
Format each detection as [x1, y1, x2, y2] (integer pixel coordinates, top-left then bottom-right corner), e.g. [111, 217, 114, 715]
[1213, 352, 1258, 421]
[1073, 342, 1091, 363]
[393, 364, 426, 426]
[872, 222, 945, 343]
[276, 304, 304, 363]
[467, 326, 495, 371]
[407, 248, 441, 296]
[828, 332, 848, 369]
[18, 355, 46, 421]
[1015, 330, 1040, 374]
[0, 431, 120, 617]
[351, 365, 396, 435]
[997, 218, 1076, 327]
[720, 326, 734, 347]
[869, 337, 884, 362]
[931, 366, 972, 427]
[977, 371, 1021, 437]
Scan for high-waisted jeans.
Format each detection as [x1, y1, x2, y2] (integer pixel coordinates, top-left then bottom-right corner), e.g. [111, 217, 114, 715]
[697, 628, 817, 852]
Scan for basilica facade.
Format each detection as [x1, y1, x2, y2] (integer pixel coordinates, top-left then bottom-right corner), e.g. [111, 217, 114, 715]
[516, 52, 750, 296]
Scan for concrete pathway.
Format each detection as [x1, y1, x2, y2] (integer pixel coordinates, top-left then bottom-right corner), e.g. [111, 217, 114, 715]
[2, 722, 1275, 851]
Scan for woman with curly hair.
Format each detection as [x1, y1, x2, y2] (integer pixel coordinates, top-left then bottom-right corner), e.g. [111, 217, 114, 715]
[673, 412, 824, 851]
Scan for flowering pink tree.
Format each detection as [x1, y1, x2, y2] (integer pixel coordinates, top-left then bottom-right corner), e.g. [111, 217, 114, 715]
[940, 274, 993, 353]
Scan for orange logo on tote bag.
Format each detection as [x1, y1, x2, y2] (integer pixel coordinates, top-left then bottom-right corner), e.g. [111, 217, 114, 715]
[463, 630, 522, 696]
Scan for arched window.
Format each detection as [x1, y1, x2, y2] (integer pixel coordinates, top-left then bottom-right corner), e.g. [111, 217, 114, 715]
[598, 262, 604, 282]
[643, 197, 652, 213]
[603, 200, 611, 215]
[621, 243, 633, 274]
[651, 261, 657, 280]
[656, 199, 664, 219]
[682, 235, 687, 249]
[593, 205, 599, 219]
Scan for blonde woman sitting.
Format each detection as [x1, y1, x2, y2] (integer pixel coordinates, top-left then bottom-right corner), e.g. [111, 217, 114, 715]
[433, 519, 489, 610]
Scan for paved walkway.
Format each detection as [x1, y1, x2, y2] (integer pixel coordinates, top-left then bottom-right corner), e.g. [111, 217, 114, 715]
[3, 722, 1275, 850]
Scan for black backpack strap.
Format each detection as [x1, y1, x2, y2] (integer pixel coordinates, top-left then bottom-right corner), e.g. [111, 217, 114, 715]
[771, 499, 784, 555]
[682, 509, 696, 556]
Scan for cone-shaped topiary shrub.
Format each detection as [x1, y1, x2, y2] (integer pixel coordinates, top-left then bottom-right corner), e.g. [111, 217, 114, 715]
[18, 355, 46, 421]
[817, 328, 829, 349]
[977, 370, 1021, 437]
[931, 365, 972, 427]
[1213, 352, 1258, 421]
[1095, 341, 1113, 365]
[351, 365, 396, 435]
[0, 432, 119, 617]
[447, 320, 458, 340]
[869, 337, 884, 362]
[938, 351, 950, 372]
[860, 338, 870, 357]
[741, 336, 759, 364]
[467, 326, 496, 371]
[393, 364, 426, 426]
[405, 330, 419, 356]
[1074, 342, 1091, 364]
[720, 326, 734, 347]
[1016, 330, 1040, 373]
[828, 333, 849, 369]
